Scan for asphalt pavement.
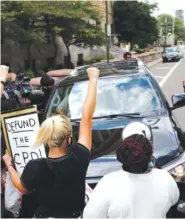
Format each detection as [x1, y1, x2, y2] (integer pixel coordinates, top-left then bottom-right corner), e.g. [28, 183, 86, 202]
[149, 58, 185, 130]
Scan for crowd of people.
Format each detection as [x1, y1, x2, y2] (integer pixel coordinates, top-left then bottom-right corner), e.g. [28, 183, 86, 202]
[1, 64, 180, 218]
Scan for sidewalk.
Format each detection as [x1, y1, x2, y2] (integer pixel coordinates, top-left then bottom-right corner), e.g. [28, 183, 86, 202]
[146, 58, 162, 68]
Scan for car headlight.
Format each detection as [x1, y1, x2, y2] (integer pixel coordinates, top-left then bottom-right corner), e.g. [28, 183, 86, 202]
[169, 163, 185, 182]
[163, 152, 185, 182]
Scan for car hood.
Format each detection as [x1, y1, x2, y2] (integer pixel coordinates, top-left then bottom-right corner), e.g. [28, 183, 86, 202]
[78, 116, 181, 179]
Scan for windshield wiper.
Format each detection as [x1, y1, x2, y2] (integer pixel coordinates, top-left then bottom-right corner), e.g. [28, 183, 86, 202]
[71, 113, 144, 123]
[93, 113, 143, 120]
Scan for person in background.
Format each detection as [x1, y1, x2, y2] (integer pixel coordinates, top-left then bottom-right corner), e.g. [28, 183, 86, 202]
[3, 67, 100, 218]
[40, 74, 55, 111]
[83, 127, 179, 218]
[123, 52, 132, 60]
[0, 65, 10, 97]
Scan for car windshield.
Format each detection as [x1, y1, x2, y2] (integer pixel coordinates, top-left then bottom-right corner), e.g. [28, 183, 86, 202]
[166, 48, 176, 53]
[47, 74, 162, 119]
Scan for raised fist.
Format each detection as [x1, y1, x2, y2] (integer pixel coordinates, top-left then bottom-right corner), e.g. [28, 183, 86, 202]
[0, 65, 9, 82]
[87, 67, 100, 81]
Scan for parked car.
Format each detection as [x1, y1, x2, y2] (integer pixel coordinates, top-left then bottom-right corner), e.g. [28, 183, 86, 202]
[162, 47, 181, 63]
[43, 60, 185, 217]
[177, 48, 185, 59]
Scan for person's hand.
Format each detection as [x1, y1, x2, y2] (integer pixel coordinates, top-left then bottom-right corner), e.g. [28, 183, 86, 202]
[6, 73, 16, 82]
[87, 67, 100, 81]
[0, 65, 9, 82]
[3, 150, 13, 167]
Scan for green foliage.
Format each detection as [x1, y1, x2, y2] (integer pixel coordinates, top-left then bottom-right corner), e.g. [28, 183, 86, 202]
[84, 54, 114, 64]
[113, 1, 159, 48]
[158, 14, 185, 40]
[25, 69, 35, 78]
[39, 70, 45, 77]
[60, 18, 105, 48]
[134, 48, 145, 54]
[1, 1, 105, 68]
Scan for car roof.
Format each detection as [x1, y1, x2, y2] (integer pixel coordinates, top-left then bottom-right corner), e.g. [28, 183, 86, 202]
[57, 59, 147, 86]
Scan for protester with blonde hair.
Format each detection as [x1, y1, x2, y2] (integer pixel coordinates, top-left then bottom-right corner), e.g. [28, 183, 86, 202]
[3, 67, 100, 218]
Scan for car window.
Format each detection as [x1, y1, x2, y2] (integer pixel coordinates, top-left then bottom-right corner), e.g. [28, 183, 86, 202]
[166, 48, 176, 53]
[47, 75, 161, 119]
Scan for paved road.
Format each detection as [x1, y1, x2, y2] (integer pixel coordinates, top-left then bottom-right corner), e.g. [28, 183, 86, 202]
[149, 58, 185, 130]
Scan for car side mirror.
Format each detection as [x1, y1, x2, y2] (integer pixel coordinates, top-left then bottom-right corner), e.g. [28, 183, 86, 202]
[171, 93, 185, 110]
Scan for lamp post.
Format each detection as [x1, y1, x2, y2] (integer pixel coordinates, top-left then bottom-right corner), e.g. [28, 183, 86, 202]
[172, 10, 175, 46]
[163, 17, 168, 52]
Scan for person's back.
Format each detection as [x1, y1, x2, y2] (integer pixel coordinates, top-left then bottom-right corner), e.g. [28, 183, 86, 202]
[86, 168, 178, 218]
[83, 125, 179, 218]
[23, 144, 90, 218]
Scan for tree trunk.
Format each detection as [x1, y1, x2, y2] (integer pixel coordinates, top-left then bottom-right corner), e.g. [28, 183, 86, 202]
[27, 44, 32, 69]
[52, 32, 58, 67]
[66, 45, 72, 68]
[130, 43, 134, 51]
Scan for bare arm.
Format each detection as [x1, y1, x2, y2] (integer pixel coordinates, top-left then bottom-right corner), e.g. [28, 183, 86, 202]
[6, 166, 28, 194]
[0, 65, 9, 97]
[0, 83, 5, 97]
[78, 67, 99, 151]
[3, 152, 28, 194]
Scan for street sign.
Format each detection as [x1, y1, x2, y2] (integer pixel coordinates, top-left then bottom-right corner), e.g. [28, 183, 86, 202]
[105, 24, 111, 36]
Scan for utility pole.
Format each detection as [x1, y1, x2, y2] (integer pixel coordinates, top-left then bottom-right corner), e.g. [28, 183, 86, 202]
[164, 17, 168, 52]
[105, 1, 109, 63]
[172, 10, 175, 46]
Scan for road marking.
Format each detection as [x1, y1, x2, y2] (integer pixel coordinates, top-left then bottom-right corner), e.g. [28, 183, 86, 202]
[159, 60, 182, 87]
[154, 76, 165, 79]
[156, 67, 171, 70]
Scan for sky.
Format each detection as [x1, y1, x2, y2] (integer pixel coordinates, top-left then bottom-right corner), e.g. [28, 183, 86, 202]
[151, 0, 185, 18]
[138, 0, 185, 19]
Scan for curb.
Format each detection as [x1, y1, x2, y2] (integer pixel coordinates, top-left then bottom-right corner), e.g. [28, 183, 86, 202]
[146, 58, 162, 68]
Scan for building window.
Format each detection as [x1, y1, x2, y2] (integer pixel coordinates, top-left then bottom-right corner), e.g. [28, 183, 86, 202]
[64, 56, 69, 68]
[77, 54, 84, 66]
[96, 20, 101, 27]
[32, 59, 36, 71]
[24, 59, 36, 70]
[78, 54, 83, 61]
[24, 60, 29, 70]
[47, 57, 54, 68]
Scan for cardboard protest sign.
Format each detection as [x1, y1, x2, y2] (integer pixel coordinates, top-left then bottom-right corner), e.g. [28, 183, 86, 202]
[1, 105, 46, 175]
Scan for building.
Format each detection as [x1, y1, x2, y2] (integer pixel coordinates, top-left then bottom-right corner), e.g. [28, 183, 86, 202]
[1, 1, 123, 72]
[175, 10, 184, 24]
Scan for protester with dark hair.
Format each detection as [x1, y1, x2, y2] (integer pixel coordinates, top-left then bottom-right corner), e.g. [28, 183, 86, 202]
[40, 74, 55, 111]
[3, 67, 100, 218]
[123, 52, 132, 60]
[84, 124, 179, 218]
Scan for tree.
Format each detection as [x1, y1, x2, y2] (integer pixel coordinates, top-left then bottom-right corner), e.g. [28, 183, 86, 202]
[158, 14, 185, 41]
[1, 1, 105, 69]
[55, 18, 105, 67]
[113, 1, 159, 49]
